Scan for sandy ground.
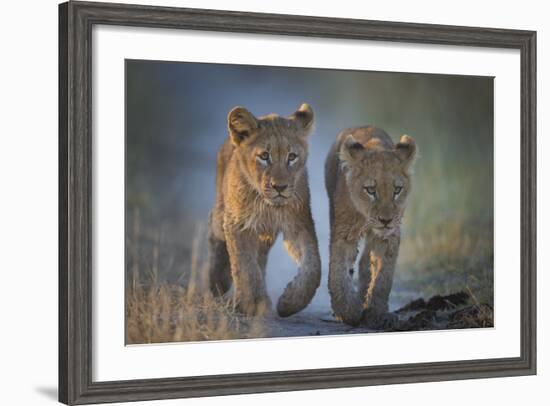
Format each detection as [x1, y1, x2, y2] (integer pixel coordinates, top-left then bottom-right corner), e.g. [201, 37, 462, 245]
[261, 310, 373, 338]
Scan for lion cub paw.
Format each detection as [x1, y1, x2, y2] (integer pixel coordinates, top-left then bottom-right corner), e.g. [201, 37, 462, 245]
[362, 309, 399, 330]
[234, 296, 272, 317]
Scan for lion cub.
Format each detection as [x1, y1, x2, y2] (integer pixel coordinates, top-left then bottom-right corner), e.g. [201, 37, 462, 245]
[208, 104, 321, 317]
[325, 126, 416, 327]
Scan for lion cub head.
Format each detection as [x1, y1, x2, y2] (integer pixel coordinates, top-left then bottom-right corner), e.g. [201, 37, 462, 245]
[340, 132, 417, 237]
[227, 104, 314, 206]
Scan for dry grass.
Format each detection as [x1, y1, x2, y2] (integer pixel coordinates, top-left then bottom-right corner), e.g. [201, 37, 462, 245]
[447, 285, 494, 329]
[126, 209, 264, 344]
[126, 282, 265, 344]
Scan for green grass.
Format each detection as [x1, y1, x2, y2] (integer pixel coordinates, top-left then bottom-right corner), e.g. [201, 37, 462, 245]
[393, 219, 493, 310]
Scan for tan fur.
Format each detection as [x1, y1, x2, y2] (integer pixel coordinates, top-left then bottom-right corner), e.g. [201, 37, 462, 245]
[325, 126, 416, 327]
[208, 104, 321, 317]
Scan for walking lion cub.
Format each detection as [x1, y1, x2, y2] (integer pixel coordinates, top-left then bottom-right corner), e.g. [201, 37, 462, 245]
[208, 104, 321, 317]
[325, 126, 416, 327]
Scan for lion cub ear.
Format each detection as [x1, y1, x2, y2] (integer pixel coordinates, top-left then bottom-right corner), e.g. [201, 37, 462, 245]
[291, 103, 314, 135]
[227, 106, 258, 145]
[395, 135, 417, 171]
[339, 134, 365, 165]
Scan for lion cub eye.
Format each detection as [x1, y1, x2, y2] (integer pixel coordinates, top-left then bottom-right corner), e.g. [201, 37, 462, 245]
[394, 186, 403, 196]
[258, 151, 270, 162]
[364, 186, 376, 197]
[288, 152, 298, 164]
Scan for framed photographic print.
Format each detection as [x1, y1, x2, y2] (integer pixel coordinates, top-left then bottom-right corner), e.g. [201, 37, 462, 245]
[59, 1, 536, 404]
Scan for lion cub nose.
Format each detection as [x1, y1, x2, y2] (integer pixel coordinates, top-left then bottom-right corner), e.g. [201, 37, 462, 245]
[272, 183, 288, 193]
[378, 217, 392, 226]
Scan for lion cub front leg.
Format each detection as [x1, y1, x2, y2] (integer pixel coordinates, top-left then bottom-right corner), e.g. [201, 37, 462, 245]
[277, 222, 321, 317]
[357, 239, 372, 304]
[224, 227, 271, 316]
[362, 232, 400, 329]
[328, 238, 363, 326]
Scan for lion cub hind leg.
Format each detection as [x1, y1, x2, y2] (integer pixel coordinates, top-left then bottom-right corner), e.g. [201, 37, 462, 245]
[207, 235, 232, 297]
[207, 213, 232, 297]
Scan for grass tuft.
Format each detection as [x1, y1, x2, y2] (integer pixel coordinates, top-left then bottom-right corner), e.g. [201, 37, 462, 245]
[126, 211, 264, 344]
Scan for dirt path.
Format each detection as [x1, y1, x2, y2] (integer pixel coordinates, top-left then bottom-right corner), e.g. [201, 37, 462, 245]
[261, 310, 373, 338]
[254, 291, 492, 339]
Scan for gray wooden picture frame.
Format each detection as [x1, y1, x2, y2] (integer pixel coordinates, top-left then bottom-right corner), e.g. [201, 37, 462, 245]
[58, 1, 537, 404]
